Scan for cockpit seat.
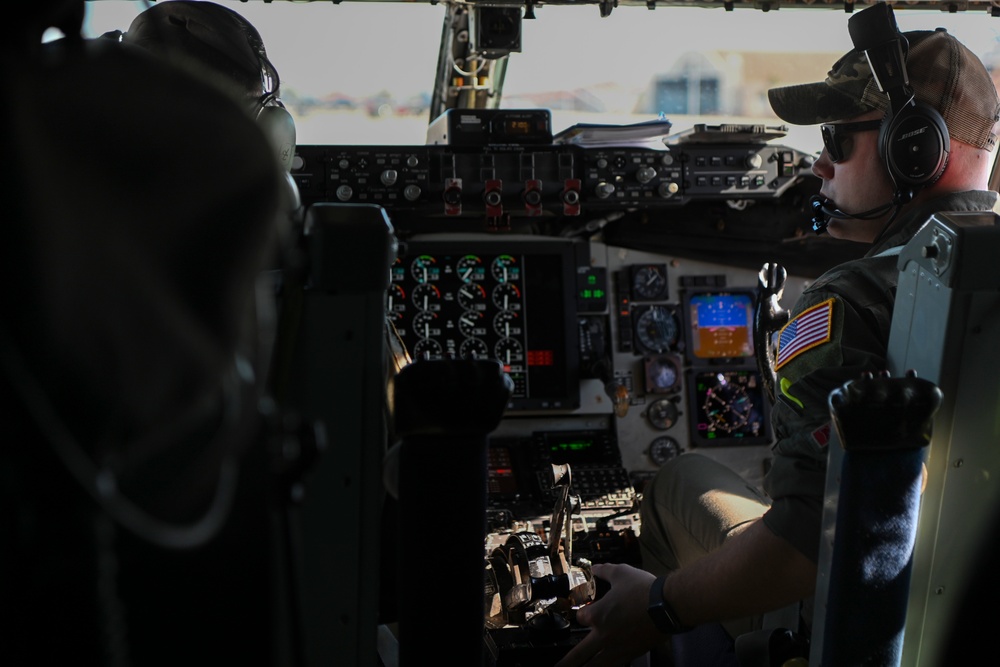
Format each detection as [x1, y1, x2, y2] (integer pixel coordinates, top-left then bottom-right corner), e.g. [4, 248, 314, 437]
[883, 211, 1000, 664]
[736, 211, 1000, 666]
[1, 3, 284, 663]
[809, 370, 940, 665]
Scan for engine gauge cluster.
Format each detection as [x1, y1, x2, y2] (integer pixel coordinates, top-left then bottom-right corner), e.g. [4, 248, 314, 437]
[389, 238, 580, 411]
[394, 251, 526, 370]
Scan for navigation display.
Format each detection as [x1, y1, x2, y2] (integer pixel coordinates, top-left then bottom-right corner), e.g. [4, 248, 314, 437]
[687, 368, 771, 445]
[390, 237, 580, 411]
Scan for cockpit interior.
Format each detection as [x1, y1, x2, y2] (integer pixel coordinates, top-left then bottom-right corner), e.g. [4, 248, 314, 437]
[5, 1, 1000, 666]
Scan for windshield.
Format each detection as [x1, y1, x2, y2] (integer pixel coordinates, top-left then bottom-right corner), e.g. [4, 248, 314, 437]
[84, 1, 1000, 157]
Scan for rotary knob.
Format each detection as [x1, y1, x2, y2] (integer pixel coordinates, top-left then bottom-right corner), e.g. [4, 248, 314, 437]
[658, 181, 679, 198]
[636, 166, 657, 184]
[595, 181, 615, 199]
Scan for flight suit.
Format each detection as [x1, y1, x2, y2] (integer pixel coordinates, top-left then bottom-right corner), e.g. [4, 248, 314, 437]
[762, 189, 999, 561]
[638, 190, 1000, 634]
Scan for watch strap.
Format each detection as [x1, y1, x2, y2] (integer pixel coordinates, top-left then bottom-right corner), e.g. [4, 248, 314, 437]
[646, 575, 692, 635]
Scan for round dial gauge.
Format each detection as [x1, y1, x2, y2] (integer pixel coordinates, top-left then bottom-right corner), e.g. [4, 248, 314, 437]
[491, 255, 520, 283]
[412, 338, 442, 360]
[648, 436, 682, 466]
[459, 338, 490, 359]
[494, 338, 524, 366]
[632, 264, 668, 300]
[634, 305, 679, 353]
[390, 257, 405, 283]
[410, 254, 439, 283]
[456, 282, 487, 310]
[493, 310, 522, 338]
[411, 283, 441, 311]
[645, 355, 681, 394]
[458, 310, 485, 337]
[455, 255, 485, 283]
[647, 398, 679, 431]
[411, 311, 440, 339]
[492, 282, 522, 311]
[386, 283, 406, 322]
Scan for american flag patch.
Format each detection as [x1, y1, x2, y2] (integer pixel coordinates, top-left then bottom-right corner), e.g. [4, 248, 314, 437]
[775, 298, 834, 370]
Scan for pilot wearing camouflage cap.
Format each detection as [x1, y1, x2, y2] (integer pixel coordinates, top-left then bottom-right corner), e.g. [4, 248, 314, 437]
[753, 23, 1000, 606]
[769, 24, 999, 237]
[556, 6, 1000, 667]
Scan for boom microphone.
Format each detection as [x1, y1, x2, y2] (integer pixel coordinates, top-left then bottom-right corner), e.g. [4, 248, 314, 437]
[809, 195, 896, 234]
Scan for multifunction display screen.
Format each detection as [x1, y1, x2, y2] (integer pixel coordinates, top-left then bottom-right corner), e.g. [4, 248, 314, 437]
[684, 289, 755, 362]
[687, 368, 771, 445]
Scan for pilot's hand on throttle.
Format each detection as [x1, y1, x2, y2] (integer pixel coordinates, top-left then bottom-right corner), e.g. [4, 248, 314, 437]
[554, 562, 665, 667]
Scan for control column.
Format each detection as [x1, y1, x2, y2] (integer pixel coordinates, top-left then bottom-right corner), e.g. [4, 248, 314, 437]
[394, 359, 512, 667]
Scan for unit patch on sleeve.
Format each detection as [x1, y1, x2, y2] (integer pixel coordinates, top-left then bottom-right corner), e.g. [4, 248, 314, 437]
[775, 298, 835, 371]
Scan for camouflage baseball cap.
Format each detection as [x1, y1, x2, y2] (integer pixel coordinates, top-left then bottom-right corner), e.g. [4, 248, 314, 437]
[769, 28, 1000, 151]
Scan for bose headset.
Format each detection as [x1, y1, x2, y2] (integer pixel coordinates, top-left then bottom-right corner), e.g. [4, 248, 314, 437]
[244, 16, 297, 174]
[119, 1, 297, 174]
[811, 3, 950, 234]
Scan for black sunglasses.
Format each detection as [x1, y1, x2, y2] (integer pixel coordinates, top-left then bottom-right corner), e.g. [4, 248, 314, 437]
[820, 119, 883, 163]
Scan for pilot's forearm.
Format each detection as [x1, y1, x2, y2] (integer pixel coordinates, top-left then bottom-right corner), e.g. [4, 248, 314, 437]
[664, 518, 817, 627]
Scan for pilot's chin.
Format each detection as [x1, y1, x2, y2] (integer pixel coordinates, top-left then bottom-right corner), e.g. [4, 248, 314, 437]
[824, 217, 852, 240]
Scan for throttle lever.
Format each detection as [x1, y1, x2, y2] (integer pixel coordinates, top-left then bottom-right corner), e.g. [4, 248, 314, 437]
[547, 463, 572, 571]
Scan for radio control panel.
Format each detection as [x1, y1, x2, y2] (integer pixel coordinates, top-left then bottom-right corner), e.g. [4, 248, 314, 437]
[292, 141, 813, 220]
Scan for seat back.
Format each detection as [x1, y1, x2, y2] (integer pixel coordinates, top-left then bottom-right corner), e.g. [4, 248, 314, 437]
[1, 11, 284, 665]
[267, 202, 397, 667]
[886, 212, 1000, 666]
[805, 211, 1000, 666]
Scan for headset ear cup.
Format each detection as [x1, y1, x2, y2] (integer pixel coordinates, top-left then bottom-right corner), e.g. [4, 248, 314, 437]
[257, 102, 296, 172]
[879, 101, 950, 190]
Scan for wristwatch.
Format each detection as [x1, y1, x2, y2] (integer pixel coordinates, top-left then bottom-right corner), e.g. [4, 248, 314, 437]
[646, 575, 692, 635]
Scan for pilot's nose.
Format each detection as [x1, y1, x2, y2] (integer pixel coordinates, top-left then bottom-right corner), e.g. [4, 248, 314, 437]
[812, 149, 834, 180]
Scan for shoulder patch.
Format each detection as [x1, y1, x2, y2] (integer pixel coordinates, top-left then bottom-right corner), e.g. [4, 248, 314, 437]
[775, 298, 835, 371]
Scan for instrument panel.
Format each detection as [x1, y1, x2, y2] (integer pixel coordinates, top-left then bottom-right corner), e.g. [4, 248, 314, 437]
[291, 134, 810, 526]
[389, 233, 779, 512]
